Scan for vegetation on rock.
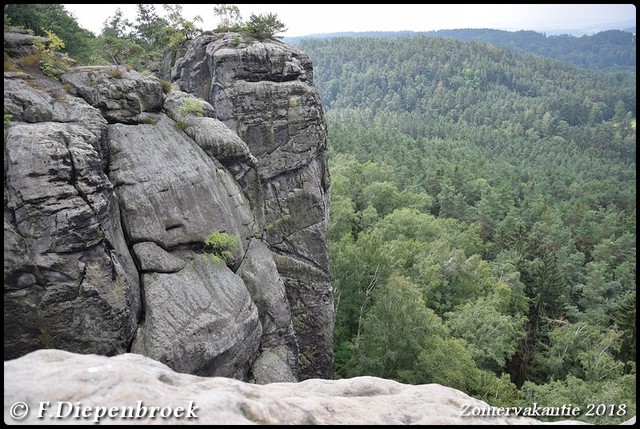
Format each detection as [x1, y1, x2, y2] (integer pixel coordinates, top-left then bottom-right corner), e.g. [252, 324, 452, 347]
[203, 231, 238, 266]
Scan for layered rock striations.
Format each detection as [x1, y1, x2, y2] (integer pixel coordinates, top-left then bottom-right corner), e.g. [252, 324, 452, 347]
[4, 31, 332, 381]
[169, 34, 333, 379]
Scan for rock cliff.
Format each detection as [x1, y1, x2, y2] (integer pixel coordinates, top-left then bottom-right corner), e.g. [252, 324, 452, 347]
[4, 30, 332, 381]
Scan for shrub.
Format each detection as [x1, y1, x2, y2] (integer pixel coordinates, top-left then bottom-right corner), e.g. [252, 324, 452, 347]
[159, 79, 173, 94]
[203, 231, 238, 265]
[174, 119, 189, 131]
[106, 66, 124, 79]
[35, 29, 67, 78]
[179, 98, 204, 116]
[18, 53, 41, 69]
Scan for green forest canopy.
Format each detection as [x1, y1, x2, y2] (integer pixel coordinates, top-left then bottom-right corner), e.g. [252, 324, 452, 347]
[288, 28, 636, 72]
[299, 35, 635, 424]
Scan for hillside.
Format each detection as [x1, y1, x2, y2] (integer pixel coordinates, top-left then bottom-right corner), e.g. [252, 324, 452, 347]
[299, 35, 636, 424]
[289, 29, 636, 71]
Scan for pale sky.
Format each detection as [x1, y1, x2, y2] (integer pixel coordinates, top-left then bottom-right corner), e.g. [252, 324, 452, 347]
[62, 4, 636, 38]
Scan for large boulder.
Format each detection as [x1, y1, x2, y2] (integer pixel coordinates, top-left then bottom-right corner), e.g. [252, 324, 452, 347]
[3, 28, 49, 58]
[163, 91, 255, 166]
[61, 66, 164, 124]
[131, 257, 261, 378]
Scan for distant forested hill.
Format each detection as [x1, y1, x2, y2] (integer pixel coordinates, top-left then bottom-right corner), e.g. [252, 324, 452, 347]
[289, 29, 636, 71]
[427, 29, 636, 71]
[300, 35, 636, 423]
[300, 35, 636, 119]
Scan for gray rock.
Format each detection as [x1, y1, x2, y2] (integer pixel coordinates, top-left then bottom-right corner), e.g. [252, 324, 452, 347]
[261, 155, 333, 379]
[3, 30, 49, 58]
[3, 74, 108, 161]
[170, 34, 221, 101]
[61, 66, 164, 124]
[251, 346, 297, 384]
[131, 242, 186, 273]
[4, 121, 140, 360]
[108, 115, 256, 264]
[219, 79, 326, 179]
[263, 155, 330, 268]
[239, 239, 300, 381]
[171, 33, 333, 379]
[4, 29, 333, 383]
[272, 252, 334, 379]
[163, 91, 255, 164]
[4, 349, 599, 425]
[163, 89, 216, 119]
[186, 35, 325, 180]
[130, 257, 261, 378]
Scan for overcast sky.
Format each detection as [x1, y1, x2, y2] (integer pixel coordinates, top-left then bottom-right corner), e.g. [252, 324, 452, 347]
[62, 4, 636, 37]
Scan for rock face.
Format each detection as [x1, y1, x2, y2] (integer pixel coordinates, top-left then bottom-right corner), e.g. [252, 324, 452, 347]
[4, 350, 555, 425]
[4, 31, 332, 381]
[4, 70, 140, 360]
[171, 33, 333, 379]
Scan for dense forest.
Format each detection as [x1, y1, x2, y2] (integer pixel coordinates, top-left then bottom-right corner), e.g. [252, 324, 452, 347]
[418, 29, 636, 71]
[289, 28, 636, 71]
[298, 36, 636, 423]
[4, 4, 636, 424]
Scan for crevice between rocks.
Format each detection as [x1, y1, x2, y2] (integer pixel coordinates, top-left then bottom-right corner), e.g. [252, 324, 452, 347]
[269, 242, 328, 277]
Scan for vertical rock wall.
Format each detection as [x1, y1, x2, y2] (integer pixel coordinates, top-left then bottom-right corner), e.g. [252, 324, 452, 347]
[4, 71, 140, 359]
[172, 33, 334, 379]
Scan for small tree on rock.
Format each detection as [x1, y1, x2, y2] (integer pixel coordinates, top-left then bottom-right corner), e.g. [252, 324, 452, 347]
[243, 12, 287, 40]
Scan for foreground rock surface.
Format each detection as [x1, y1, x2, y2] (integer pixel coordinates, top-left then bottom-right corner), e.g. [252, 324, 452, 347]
[3, 350, 604, 425]
[3, 350, 518, 425]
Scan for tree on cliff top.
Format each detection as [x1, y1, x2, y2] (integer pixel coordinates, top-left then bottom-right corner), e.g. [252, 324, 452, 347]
[243, 12, 287, 40]
[213, 4, 287, 40]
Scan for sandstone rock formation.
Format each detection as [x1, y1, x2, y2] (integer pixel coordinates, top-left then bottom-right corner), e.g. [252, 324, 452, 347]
[169, 34, 333, 379]
[3, 349, 553, 425]
[4, 70, 140, 360]
[4, 30, 332, 381]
